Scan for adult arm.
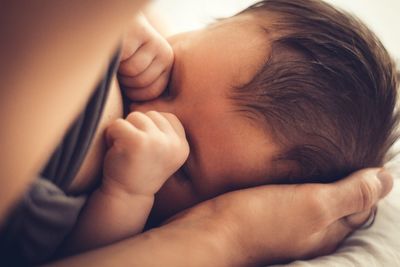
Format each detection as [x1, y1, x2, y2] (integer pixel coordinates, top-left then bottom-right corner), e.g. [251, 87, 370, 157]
[0, 0, 148, 223]
[48, 168, 392, 266]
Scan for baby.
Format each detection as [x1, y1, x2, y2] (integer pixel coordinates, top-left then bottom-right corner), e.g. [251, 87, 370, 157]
[65, 0, 399, 253]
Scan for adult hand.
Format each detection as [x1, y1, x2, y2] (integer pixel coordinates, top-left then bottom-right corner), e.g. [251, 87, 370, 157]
[163, 168, 393, 266]
[118, 13, 173, 101]
[48, 168, 392, 267]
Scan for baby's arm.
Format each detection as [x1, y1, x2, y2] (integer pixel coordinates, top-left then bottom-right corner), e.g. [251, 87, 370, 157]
[59, 11, 177, 255]
[64, 111, 189, 254]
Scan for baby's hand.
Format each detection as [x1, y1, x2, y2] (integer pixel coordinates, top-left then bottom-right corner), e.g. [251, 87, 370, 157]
[118, 13, 173, 101]
[103, 111, 189, 196]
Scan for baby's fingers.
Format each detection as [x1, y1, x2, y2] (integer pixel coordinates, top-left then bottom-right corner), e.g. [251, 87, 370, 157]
[144, 111, 176, 133]
[125, 111, 159, 132]
[159, 112, 187, 141]
[105, 118, 141, 147]
[152, 111, 189, 162]
[120, 57, 167, 88]
[121, 69, 170, 101]
[119, 41, 155, 77]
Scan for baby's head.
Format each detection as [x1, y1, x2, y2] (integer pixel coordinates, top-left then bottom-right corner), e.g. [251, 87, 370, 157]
[135, 0, 399, 225]
[229, 0, 399, 184]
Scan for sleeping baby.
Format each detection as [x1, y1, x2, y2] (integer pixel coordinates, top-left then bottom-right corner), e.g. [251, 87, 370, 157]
[64, 0, 399, 254]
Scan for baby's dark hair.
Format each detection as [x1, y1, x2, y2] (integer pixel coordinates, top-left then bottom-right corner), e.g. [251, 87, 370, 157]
[230, 0, 399, 183]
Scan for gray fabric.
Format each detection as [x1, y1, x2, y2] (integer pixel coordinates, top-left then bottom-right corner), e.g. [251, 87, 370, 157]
[41, 50, 120, 190]
[1, 178, 86, 264]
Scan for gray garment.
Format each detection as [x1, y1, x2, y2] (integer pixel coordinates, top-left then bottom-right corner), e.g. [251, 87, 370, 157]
[0, 50, 120, 265]
[1, 179, 86, 264]
[41, 50, 119, 190]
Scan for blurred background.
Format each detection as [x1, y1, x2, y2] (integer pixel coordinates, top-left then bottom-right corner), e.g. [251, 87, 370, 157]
[152, 0, 400, 61]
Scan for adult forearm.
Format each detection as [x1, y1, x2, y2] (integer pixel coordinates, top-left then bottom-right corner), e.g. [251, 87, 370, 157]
[49, 217, 235, 267]
[50, 169, 392, 267]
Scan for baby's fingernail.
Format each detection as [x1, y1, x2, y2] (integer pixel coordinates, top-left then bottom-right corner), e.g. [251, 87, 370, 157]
[377, 169, 393, 197]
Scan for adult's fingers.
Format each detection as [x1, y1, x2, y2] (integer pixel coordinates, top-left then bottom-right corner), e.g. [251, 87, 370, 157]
[326, 168, 393, 223]
[342, 206, 377, 230]
[316, 204, 378, 258]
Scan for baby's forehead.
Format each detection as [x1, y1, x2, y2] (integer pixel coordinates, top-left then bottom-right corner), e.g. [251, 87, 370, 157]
[203, 16, 272, 88]
[207, 11, 272, 35]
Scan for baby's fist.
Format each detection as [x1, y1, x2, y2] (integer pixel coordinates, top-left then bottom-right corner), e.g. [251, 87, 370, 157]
[118, 13, 173, 101]
[103, 111, 189, 196]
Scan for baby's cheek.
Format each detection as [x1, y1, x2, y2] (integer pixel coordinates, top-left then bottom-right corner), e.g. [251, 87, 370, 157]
[150, 175, 200, 225]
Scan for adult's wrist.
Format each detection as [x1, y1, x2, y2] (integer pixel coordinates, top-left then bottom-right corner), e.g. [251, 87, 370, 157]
[152, 216, 237, 266]
[48, 215, 236, 267]
[159, 198, 247, 266]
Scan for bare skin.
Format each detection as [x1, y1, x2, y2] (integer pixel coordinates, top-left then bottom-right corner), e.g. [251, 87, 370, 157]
[65, 12, 394, 263]
[68, 12, 174, 195]
[49, 168, 393, 266]
[69, 12, 280, 226]
[65, 12, 278, 254]
[63, 14, 184, 254]
[0, 3, 393, 266]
